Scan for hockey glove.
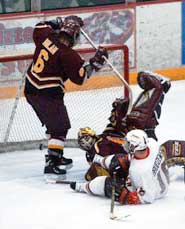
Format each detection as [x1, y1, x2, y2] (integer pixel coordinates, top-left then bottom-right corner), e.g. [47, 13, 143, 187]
[86, 151, 95, 163]
[109, 154, 130, 180]
[46, 17, 63, 30]
[108, 97, 129, 131]
[89, 46, 108, 71]
[119, 187, 141, 205]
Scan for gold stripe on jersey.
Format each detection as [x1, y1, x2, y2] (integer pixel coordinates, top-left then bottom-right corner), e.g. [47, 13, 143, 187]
[26, 74, 65, 90]
[31, 65, 64, 83]
[106, 136, 125, 145]
[35, 24, 51, 29]
[26, 65, 65, 90]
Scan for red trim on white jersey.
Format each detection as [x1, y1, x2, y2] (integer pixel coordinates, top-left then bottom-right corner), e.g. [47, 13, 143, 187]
[134, 148, 150, 160]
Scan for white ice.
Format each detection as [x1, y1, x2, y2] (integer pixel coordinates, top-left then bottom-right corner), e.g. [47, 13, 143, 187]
[0, 80, 185, 229]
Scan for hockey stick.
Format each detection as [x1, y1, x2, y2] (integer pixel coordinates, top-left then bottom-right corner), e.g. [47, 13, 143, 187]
[4, 66, 28, 144]
[80, 28, 133, 113]
[109, 172, 131, 220]
[46, 179, 74, 184]
[110, 172, 116, 220]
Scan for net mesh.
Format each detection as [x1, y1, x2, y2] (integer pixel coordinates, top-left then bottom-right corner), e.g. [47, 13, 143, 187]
[0, 45, 129, 151]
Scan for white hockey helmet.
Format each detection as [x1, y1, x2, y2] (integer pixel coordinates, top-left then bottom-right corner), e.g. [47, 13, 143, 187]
[125, 129, 148, 154]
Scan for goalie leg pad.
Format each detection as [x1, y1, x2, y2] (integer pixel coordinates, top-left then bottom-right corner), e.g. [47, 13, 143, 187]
[160, 140, 185, 167]
[137, 71, 171, 93]
[85, 163, 110, 181]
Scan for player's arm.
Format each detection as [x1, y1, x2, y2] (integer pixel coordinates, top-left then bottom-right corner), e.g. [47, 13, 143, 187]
[44, 17, 63, 31]
[33, 17, 63, 44]
[115, 177, 156, 205]
[93, 153, 130, 180]
[62, 46, 108, 85]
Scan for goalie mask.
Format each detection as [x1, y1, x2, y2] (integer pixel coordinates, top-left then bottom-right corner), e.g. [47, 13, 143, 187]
[125, 129, 148, 155]
[78, 127, 97, 151]
[59, 15, 83, 47]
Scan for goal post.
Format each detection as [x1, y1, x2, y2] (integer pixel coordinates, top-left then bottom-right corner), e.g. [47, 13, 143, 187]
[0, 44, 129, 152]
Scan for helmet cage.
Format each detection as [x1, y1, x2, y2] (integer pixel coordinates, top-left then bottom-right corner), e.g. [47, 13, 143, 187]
[60, 19, 81, 47]
[78, 127, 96, 151]
[78, 134, 96, 151]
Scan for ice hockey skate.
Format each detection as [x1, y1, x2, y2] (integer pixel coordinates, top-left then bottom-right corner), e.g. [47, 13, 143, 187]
[70, 181, 86, 193]
[44, 154, 67, 181]
[47, 149, 73, 170]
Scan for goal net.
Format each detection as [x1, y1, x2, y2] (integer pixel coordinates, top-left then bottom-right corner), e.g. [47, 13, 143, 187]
[0, 44, 129, 152]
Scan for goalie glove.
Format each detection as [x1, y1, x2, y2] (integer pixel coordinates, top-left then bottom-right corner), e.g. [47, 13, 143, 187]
[89, 46, 108, 71]
[108, 97, 129, 132]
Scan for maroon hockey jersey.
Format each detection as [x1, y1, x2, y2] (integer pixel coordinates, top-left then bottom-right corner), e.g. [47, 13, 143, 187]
[86, 134, 127, 163]
[25, 22, 85, 98]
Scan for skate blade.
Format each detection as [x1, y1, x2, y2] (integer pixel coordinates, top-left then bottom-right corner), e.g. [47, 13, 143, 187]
[44, 174, 66, 183]
[58, 163, 73, 170]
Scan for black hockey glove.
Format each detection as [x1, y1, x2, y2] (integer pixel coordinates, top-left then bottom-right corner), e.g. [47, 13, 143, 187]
[89, 46, 108, 71]
[85, 151, 95, 163]
[46, 17, 63, 30]
[109, 154, 130, 180]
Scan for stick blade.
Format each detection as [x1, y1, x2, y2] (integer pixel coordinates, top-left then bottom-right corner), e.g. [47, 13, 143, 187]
[109, 213, 117, 220]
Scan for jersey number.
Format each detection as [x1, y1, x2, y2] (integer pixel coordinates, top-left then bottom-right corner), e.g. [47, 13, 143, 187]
[33, 49, 49, 73]
[33, 38, 59, 73]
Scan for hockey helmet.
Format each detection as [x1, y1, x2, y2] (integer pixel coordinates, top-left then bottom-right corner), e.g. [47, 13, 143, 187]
[59, 15, 83, 47]
[125, 129, 148, 154]
[78, 127, 97, 151]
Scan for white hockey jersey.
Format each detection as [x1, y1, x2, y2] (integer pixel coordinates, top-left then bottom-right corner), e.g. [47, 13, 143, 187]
[129, 138, 169, 204]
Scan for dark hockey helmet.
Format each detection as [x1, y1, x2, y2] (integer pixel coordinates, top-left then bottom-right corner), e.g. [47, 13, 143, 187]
[78, 127, 97, 151]
[59, 15, 83, 47]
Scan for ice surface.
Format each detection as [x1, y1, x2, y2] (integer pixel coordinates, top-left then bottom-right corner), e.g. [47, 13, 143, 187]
[0, 81, 185, 229]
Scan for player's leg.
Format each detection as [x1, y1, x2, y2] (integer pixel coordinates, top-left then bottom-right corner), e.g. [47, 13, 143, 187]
[70, 176, 126, 203]
[85, 163, 110, 181]
[43, 98, 72, 173]
[25, 94, 72, 176]
[126, 71, 171, 140]
[70, 176, 108, 196]
[160, 140, 185, 167]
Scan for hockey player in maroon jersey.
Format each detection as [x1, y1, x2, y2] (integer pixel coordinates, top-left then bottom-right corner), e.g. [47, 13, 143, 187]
[77, 71, 171, 181]
[78, 126, 128, 181]
[24, 15, 108, 178]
